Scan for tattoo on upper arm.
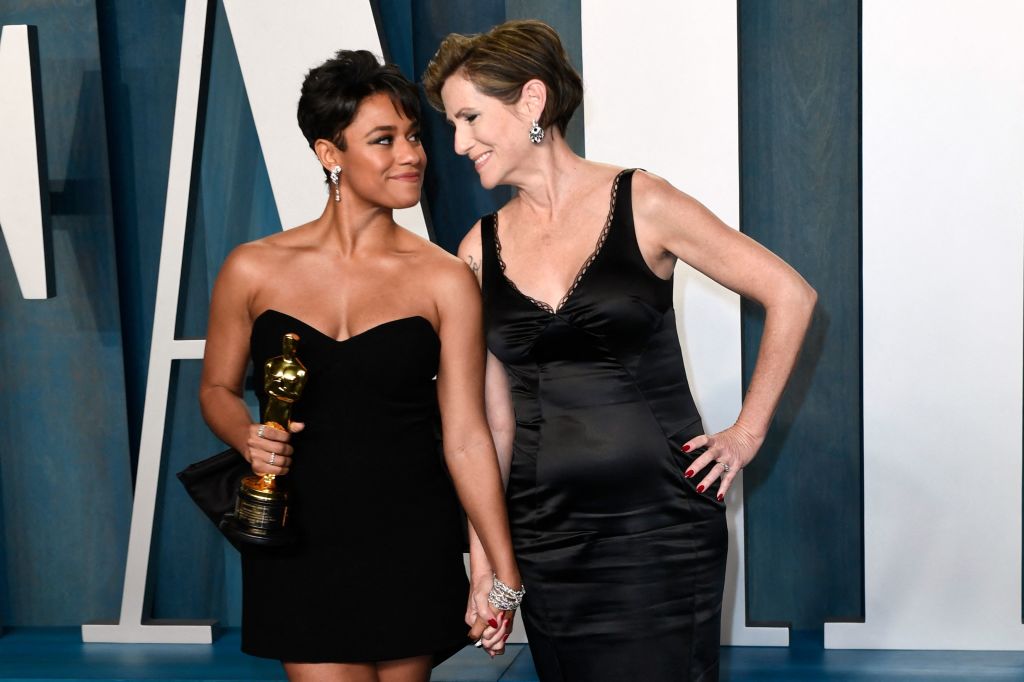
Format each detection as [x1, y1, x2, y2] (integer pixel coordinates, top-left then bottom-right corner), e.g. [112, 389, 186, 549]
[466, 255, 481, 274]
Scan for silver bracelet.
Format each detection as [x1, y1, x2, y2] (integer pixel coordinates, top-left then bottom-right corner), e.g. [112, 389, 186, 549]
[488, 573, 526, 611]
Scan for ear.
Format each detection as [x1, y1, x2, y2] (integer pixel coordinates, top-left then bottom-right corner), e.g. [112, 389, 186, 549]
[313, 137, 342, 174]
[518, 78, 547, 121]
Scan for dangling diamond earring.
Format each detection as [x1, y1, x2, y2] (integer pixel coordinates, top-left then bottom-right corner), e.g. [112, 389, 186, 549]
[330, 165, 341, 202]
[529, 119, 545, 144]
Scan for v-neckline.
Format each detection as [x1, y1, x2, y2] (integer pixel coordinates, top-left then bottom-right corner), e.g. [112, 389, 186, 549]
[493, 169, 628, 315]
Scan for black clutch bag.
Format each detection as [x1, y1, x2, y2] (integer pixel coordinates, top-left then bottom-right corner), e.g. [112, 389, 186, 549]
[176, 448, 250, 549]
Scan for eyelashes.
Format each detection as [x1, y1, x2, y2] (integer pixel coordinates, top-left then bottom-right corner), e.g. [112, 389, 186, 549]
[370, 132, 422, 145]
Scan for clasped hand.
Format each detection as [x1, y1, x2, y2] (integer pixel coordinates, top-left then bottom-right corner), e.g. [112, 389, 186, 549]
[466, 573, 515, 657]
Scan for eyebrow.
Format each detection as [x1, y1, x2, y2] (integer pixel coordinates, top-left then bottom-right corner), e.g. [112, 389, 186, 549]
[363, 125, 397, 138]
[363, 123, 421, 138]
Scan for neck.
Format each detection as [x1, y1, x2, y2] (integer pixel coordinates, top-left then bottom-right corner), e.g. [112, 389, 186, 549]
[507, 137, 584, 217]
[314, 191, 397, 256]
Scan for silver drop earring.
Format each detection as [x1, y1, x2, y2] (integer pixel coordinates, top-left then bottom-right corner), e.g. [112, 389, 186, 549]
[330, 165, 341, 202]
[529, 119, 545, 144]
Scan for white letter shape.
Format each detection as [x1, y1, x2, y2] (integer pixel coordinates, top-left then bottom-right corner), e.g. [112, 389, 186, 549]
[0, 24, 52, 300]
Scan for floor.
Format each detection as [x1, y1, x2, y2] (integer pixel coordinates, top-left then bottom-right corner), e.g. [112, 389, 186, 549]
[1, 628, 1023, 680]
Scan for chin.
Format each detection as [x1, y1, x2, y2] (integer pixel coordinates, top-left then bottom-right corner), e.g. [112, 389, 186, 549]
[393, 198, 420, 209]
[390, 191, 422, 209]
[477, 173, 499, 190]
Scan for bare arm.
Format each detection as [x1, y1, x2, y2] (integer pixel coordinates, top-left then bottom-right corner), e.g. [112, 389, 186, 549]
[465, 352, 516, 645]
[434, 258, 521, 590]
[634, 171, 817, 498]
[198, 245, 299, 476]
[455, 226, 519, 652]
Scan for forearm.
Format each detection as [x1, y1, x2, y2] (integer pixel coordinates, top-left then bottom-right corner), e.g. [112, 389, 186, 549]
[467, 408, 514, 582]
[467, 522, 492, 579]
[736, 284, 816, 438]
[446, 436, 520, 586]
[199, 384, 256, 455]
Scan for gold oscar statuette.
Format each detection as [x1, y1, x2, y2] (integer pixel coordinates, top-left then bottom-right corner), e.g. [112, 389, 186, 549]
[223, 332, 308, 546]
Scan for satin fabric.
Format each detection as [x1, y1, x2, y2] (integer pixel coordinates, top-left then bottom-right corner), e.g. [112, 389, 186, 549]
[241, 311, 468, 663]
[482, 170, 727, 681]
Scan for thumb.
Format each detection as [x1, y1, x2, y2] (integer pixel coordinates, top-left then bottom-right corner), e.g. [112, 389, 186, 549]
[467, 617, 486, 641]
[288, 421, 305, 433]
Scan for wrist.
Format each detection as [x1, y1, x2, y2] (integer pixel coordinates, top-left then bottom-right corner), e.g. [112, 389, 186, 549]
[493, 569, 523, 591]
[489, 571, 526, 611]
[733, 418, 766, 444]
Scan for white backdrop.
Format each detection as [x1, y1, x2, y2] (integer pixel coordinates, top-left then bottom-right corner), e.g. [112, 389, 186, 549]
[825, 0, 1024, 650]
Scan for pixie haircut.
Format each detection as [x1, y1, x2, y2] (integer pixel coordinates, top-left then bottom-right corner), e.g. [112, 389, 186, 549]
[422, 20, 583, 136]
[297, 49, 421, 176]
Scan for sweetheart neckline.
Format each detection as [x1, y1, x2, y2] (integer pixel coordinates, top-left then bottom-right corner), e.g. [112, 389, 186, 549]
[254, 309, 437, 345]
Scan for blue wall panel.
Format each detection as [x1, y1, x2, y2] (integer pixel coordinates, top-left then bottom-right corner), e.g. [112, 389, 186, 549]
[739, 0, 863, 630]
[0, 0, 132, 625]
[96, 0, 185, 481]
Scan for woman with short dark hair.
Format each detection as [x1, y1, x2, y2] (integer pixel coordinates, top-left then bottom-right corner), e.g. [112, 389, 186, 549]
[200, 50, 522, 681]
[424, 20, 816, 681]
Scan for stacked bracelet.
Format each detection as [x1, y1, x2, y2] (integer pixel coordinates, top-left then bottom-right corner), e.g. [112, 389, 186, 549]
[488, 573, 526, 611]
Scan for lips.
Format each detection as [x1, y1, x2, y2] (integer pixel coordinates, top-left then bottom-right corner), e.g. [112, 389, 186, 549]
[390, 172, 421, 182]
[473, 151, 492, 170]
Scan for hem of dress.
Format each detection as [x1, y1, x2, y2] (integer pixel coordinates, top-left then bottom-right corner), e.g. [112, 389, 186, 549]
[241, 635, 469, 666]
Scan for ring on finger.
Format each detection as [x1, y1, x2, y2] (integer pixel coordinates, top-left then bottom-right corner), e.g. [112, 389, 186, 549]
[718, 461, 731, 473]
[257, 424, 266, 439]
[268, 452, 276, 466]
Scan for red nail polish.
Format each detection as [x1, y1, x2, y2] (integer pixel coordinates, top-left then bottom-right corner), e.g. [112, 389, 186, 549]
[684, 469, 694, 478]
[682, 444, 691, 452]
[488, 618, 498, 628]
[717, 493, 724, 502]
[503, 633, 510, 641]
[696, 484, 705, 493]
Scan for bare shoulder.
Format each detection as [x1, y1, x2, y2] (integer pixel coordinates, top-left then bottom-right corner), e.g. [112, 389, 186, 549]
[457, 220, 484, 277]
[392, 225, 477, 290]
[631, 169, 698, 214]
[217, 239, 271, 286]
[631, 169, 713, 236]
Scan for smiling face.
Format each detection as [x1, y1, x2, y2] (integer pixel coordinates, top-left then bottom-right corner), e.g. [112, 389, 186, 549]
[334, 92, 426, 209]
[440, 72, 532, 189]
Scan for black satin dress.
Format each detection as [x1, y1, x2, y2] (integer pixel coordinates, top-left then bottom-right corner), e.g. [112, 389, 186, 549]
[481, 169, 727, 681]
[240, 311, 468, 663]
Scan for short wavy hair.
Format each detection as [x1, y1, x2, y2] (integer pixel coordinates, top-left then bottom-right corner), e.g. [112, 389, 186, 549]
[297, 49, 420, 176]
[422, 20, 582, 136]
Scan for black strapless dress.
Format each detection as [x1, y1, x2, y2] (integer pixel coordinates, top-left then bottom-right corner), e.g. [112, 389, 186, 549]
[240, 311, 468, 663]
[482, 169, 727, 681]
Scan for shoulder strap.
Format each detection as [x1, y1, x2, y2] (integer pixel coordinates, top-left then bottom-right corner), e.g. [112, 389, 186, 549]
[477, 213, 500, 295]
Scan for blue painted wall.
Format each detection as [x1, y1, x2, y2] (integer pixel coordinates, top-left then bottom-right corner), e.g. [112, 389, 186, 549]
[0, 0, 132, 626]
[0, 0, 856, 634]
[738, 0, 863, 631]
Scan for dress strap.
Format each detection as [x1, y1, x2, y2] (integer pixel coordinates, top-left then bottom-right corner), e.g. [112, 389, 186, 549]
[478, 213, 501, 298]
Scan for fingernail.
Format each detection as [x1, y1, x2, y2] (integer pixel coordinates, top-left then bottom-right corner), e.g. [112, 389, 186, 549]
[696, 484, 705, 493]
[717, 493, 724, 502]
[488, 618, 498, 628]
[503, 633, 510, 641]
[684, 469, 694, 478]
[682, 444, 691, 452]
